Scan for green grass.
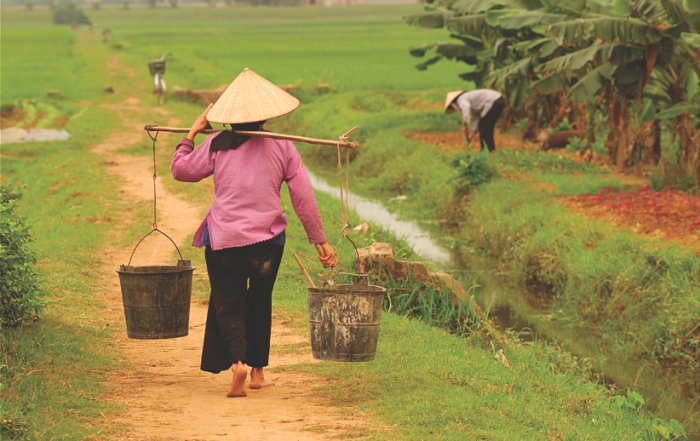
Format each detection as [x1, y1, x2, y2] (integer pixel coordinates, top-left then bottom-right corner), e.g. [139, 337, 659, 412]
[1, 5, 468, 100]
[533, 173, 623, 195]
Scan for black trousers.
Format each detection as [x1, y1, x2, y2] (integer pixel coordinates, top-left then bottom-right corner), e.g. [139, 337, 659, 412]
[478, 96, 505, 152]
[201, 242, 284, 374]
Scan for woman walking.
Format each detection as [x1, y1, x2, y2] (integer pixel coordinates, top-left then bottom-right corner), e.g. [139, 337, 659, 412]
[171, 68, 337, 397]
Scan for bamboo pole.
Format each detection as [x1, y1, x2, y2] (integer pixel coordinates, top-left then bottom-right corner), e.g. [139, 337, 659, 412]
[293, 252, 316, 288]
[143, 125, 359, 149]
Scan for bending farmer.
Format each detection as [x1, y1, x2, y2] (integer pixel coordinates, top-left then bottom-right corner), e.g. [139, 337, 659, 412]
[171, 68, 338, 398]
[445, 89, 505, 152]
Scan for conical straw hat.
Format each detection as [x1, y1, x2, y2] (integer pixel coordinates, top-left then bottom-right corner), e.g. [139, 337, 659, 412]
[206, 68, 300, 124]
[444, 90, 464, 114]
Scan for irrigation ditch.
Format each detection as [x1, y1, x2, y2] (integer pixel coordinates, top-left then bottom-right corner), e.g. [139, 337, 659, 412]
[306, 170, 700, 436]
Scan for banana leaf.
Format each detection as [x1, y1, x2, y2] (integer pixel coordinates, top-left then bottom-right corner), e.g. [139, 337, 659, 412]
[638, 97, 657, 122]
[459, 71, 480, 81]
[532, 71, 570, 93]
[485, 9, 522, 26]
[609, 44, 646, 64]
[451, 0, 519, 14]
[409, 42, 437, 57]
[657, 101, 700, 118]
[548, 17, 662, 46]
[683, 0, 700, 14]
[447, 14, 490, 36]
[686, 70, 699, 100]
[681, 32, 700, 47]
[548, 19, 595, 45]
[569, 62, 617, 101]
[586, 0, 615, 16]
[612, 0, 631, 17]
[404, 12, 455, 28]
[497, 11, 568, 29]
[538, 42, 609, 72]
[510, 77, 528, 109]
[437, 42, 480, 63]
[624, 0, 671, 23]
[539, 39, 560, 57]
[659, 0, 689, 26]
[592, 17, 663, 44]
[643, 83, 672, 103]
[613, 61, 645, 84]
[484, 57, 534, 86]
[542, 0, 586, 13]
[415, 54, 444, 70]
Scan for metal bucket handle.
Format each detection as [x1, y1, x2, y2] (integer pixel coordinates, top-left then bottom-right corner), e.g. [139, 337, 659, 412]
[127, 228, 184, 266]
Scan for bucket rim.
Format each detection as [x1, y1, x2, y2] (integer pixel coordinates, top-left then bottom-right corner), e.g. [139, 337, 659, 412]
[308, 284, 386, 294]
[116, 265, 196, 276]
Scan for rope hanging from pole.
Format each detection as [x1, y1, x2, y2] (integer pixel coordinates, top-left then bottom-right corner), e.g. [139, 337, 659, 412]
[126, 128, 184, 266]
[146, 128, 160, 230]
[333, 127, 360, 274]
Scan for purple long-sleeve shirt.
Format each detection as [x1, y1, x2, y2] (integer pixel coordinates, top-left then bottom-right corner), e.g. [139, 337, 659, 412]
[171, 132, 326, 250]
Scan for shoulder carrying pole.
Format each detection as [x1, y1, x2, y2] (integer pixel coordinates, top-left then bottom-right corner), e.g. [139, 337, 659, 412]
[143, 125, 359, 149]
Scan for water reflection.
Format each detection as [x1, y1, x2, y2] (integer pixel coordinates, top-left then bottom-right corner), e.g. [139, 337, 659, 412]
[308, 172, 450, 264]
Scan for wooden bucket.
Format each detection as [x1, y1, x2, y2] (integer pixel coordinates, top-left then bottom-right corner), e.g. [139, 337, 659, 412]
[307, 275, 385, 362]
[116, 229, 194, 339]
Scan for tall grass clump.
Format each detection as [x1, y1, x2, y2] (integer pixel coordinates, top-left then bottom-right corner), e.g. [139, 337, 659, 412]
[382, 275, 481, 337]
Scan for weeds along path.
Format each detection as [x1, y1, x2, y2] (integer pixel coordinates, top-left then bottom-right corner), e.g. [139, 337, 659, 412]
[94, 57, 362, 441]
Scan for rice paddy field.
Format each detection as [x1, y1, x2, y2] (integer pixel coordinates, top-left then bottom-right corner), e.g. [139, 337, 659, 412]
[2, 4, 698, 440]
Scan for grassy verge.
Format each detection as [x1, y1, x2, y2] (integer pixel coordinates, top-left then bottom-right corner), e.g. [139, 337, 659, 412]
[1, 104, 127, 439]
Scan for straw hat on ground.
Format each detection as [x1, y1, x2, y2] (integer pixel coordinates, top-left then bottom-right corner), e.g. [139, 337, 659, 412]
[206, 68, 300, 124]
[444, 90, 465, 114]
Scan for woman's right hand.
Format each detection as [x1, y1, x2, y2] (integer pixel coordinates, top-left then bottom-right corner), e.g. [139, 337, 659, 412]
[187, 103, 214, 141]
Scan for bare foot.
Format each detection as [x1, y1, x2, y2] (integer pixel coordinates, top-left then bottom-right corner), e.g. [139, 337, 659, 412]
[227, 361, 247, 398]
[249, 367, 274, 390]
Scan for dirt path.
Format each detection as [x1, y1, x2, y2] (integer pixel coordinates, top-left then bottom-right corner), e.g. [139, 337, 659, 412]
[94, 59, 366, 440]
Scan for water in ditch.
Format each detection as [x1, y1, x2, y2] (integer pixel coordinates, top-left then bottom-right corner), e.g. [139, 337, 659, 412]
[308, 171, 699, 436]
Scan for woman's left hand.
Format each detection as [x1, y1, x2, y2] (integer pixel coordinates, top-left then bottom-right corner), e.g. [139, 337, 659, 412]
[316, 241, 339, 269]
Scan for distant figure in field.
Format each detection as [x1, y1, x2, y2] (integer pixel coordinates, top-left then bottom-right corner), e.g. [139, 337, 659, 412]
[445, 89, 505, 152]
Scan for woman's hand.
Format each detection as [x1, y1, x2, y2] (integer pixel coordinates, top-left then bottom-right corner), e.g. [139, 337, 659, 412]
[463, 125, 472, 145]
[187, 103, 214, 141]
[316, 241, 339, 269]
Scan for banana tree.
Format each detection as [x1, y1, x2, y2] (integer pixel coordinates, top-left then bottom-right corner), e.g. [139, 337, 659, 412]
[406, 0, 700, 183]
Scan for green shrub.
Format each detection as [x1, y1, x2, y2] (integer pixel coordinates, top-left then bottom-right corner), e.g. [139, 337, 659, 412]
[0, 184, 44, 329]
[451, 150, 500, 194]
[494, 149, 604, 174]
[552, 120, 574, 132]
[565, 136, 586, 153]
[52, 3, 91, 26]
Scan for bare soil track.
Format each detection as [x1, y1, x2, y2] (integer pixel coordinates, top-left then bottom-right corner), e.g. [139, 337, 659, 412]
[94, 67, 367, 438]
